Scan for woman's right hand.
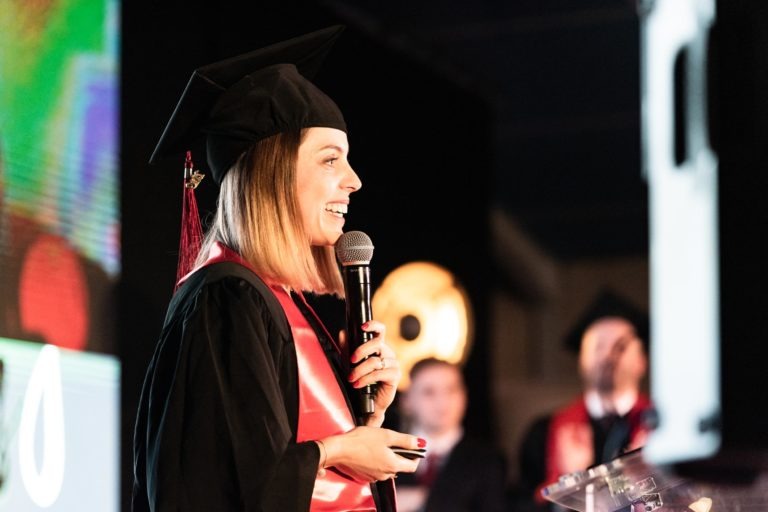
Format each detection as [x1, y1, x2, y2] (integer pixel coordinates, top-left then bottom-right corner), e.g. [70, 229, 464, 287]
[320, 426, 423, 482]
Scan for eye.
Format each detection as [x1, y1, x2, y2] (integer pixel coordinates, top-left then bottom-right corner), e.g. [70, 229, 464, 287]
[324, 156, 339, 165]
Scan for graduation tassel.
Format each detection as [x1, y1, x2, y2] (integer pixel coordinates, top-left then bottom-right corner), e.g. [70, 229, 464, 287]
[176, 150, 205, 290]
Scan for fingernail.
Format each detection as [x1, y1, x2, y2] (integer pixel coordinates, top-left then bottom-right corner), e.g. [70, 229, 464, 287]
[362, 321, 370, 329]
[417, 438, 427, 448]
[348, 374, 355, 382]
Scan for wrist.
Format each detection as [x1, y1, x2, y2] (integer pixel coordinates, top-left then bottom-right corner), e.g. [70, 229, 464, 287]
[315, 440, 328, 470]
[364, 412, 385, 427]
[319, 435, 345, 468]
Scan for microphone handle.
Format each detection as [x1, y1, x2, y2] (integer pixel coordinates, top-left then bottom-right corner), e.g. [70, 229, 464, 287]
[359, 332, 376, 415]
[344, 265, 376, 415]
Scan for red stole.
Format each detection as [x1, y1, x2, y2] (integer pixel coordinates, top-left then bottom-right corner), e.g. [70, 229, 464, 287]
[537, 394, 652, 504]
[185, 243, 376, 511]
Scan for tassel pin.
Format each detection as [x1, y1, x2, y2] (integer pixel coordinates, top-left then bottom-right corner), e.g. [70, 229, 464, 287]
[175, 151, 205, 290]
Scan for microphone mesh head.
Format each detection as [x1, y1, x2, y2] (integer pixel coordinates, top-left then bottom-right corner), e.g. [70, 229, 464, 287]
[335, 231, 374, 265]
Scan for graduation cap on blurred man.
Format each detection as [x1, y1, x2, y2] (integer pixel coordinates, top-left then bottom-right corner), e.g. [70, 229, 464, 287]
[563, 288, 650, 354]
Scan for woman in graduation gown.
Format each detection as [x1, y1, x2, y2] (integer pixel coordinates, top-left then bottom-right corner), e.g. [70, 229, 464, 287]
[132, 26, 423, 512]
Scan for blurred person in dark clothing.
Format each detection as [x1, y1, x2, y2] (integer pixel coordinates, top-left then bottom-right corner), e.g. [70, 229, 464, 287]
[396, 358, 507, 512]
[515, 291, 653, 511]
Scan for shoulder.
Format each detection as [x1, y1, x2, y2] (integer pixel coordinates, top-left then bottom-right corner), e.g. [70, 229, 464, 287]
[179, 261, 270, 297]
[550, 396, 588, 425]
[453, 435, 506, 467]
[167, 262, 290, 338]
[520, 414, 552, 447]
[635, 393, 653, 410]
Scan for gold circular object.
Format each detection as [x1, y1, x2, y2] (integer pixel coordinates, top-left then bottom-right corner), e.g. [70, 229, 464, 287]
[372, 261, 473, 390]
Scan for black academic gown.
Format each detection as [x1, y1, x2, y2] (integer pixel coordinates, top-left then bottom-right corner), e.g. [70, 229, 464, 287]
[132, 262, 394, 511]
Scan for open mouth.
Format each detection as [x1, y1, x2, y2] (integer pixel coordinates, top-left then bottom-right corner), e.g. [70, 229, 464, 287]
[325, 203, 348, 218]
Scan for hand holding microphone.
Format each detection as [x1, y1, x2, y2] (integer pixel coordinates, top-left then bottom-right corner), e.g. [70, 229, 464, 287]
[335, 231, 401, 421]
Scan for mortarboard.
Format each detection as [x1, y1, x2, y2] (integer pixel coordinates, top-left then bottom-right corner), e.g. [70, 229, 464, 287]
[150, 24, 347, 185]
[563, 288, 650, 354]
[151, 25, 348, 289]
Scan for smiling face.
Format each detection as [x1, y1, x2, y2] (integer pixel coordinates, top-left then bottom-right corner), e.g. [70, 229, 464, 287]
[296, 127, 361, 246]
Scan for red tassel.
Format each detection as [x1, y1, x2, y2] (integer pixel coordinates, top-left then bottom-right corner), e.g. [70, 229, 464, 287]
[176, 150, 205, 290]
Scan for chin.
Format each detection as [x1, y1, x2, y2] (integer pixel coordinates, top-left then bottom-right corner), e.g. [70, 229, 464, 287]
[325, 233, 342, 246]
[325, 229, 344, 245]
[311, 234, 341, 247]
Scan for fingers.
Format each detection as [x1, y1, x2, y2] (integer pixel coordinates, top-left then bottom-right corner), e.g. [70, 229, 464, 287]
[347, 319, 401, 390]
[333, 427, 421, 482]
[350, 321, 392, 362]
[348, 355, 400, 388]
[363, 320, 386, 336]
[391, 454, 419, 475]
[386, 430, 427, 451]
[383, 448, 419, 476]
[350, 342, 390, 368]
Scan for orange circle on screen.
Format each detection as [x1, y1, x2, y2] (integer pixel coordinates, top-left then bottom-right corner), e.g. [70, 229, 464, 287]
[19, 233, 88, 350]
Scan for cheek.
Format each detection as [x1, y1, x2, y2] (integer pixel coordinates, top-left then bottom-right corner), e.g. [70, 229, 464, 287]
[301, 183, 331, 213]
[297, 186, 323, 219]
[621, 344, 645, 366]
[453, 394, 467, 416]
[296, 193, 313, 228]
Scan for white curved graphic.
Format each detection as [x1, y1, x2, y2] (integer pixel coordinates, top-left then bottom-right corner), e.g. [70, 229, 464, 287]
[18, 345, 66, 508]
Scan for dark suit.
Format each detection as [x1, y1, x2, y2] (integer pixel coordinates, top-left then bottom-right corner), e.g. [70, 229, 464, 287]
[397, 435, 507, 512]
[514, 395, 653, 512]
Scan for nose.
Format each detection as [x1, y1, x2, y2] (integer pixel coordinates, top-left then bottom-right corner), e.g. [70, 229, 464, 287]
[343, 161, 362, 192]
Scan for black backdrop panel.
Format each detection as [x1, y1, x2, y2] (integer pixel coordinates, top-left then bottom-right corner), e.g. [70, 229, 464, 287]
[121, 2, 493, 510]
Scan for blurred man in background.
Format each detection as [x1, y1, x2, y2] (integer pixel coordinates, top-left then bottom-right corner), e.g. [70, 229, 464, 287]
[516, 292, 653, 510]
[396, 358, 507, 512]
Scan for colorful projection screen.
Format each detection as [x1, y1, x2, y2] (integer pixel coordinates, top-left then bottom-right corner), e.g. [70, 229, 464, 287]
[0, 1, 120, 510]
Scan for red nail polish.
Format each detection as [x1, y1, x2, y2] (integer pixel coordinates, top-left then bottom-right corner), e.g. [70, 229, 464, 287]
[417, 438, 427, 448]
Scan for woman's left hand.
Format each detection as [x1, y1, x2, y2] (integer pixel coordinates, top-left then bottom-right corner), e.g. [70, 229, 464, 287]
[347, 320, 401, 426]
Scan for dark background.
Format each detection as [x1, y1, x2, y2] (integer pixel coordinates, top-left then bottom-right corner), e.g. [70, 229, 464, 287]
[121, 0, 768, 510]
[121, 3, 496, 509]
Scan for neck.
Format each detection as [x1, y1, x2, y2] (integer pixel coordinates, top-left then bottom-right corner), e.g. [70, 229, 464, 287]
[585, 388, 639, 417]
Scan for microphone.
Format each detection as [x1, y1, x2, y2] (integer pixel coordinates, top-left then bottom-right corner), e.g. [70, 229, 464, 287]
[335, 230, 376, 415]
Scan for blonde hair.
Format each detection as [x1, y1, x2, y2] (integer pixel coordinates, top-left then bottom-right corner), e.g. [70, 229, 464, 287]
[196, 130, 344, 296]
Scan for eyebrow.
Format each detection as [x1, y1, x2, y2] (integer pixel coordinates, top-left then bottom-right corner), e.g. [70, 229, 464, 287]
[317, 144, 347, 154]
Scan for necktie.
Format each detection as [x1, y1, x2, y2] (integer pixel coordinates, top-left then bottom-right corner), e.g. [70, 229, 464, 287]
[416, 452, 442, 488]
[600, 414, 631, 463]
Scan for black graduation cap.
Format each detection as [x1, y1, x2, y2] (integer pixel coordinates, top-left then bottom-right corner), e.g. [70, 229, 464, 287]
[563, 288, 650, 354]
[150, 25, 347, 184]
